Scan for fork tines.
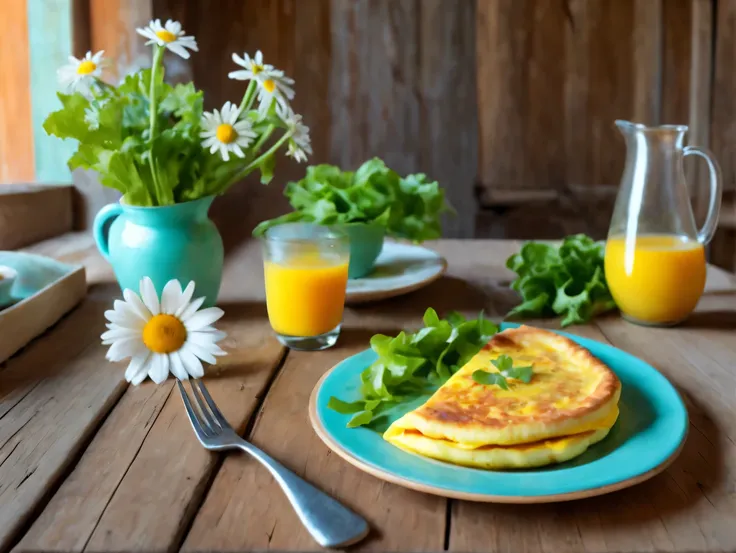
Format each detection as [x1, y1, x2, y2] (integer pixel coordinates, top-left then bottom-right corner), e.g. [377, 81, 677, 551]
[177, 379, 230, 438]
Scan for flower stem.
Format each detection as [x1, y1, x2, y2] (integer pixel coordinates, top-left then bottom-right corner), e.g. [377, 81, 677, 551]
[229, 129, 293, 186]
[148, 45, 165, 204]
[149, 46, 164, 142]
[239, 80, 256, 113]
[252, 124, 275, 154]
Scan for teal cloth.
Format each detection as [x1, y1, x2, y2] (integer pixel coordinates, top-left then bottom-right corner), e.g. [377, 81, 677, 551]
[0, 252, 79, 307]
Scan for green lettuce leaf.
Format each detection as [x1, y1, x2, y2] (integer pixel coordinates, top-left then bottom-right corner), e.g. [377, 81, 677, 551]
[328, 308, 499, 428]
[253, 158, 452, 241]
[505, 234, 617, 327]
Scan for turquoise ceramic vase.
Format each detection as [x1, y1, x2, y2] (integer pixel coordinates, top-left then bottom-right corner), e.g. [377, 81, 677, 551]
[334, 223, 385, 279]
[93, 196, 224, 307]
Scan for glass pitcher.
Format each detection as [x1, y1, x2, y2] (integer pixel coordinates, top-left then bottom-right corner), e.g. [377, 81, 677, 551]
[605, 120, 722, 326]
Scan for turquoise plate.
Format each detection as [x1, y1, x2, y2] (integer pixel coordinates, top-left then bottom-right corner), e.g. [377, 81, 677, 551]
[309, 324, 688, 503]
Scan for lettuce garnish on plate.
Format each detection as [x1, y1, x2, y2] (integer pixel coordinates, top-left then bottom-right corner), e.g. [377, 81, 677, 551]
[327, 308, 498, 428]
[253, 158, 453, 241]
[505, 234, 617, 327]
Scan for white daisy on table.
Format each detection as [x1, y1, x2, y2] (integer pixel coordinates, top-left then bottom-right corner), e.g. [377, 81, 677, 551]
[228, 50, 283, 82]
[200, 101, 257, 162]
[102, 277, 227, 385]
[136, 19, 198, 59]
[255, 72, 295, 115]
[282, 109, 312, 163]
[57, 50, 105, 94]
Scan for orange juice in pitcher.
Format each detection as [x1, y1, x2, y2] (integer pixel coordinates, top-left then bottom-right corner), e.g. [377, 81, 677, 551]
[606, 121, 722, 326]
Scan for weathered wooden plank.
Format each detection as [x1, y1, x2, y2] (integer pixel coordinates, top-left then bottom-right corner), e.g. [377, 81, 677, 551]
[89, 0, 152, 80]
[329, 0, 420, 176]
[477, 0, 567, 200]
[662, 0, 694, 126]
[0, 0, 35, 183]
[685, 0, 715, 221]
[70, 169, 121, 231]
[0, 289, 124, 552]
[419, 0, 477, 238]
[711, 0, 736, 191]
[0, 185, 73, 249]
[15, 382, 173, 552]
[16, 242, 285, 553]
[712, 191, 736, 270]
[565, 0, 655, 189]
[293, 0, 331, 165]
[21, 231, 111, 285]
[476, 0, 664, 243]
[632, 0, 663, 125]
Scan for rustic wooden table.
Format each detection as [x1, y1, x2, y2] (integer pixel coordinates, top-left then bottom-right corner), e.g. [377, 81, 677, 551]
[2, 238, 736, 553]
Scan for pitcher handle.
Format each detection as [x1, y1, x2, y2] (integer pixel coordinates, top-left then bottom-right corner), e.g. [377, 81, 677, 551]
[684, 146, 723, 245]
[93, 204, 123, 261]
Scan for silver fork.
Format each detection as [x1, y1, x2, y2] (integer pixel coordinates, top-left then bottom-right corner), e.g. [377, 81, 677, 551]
[177, 379, 369, 548]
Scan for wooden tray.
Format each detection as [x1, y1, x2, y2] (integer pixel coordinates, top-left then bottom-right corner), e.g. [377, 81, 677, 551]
[0, 252, 86, 364]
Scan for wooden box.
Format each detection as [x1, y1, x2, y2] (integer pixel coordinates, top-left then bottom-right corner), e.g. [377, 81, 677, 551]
[0, 252, 86, 364]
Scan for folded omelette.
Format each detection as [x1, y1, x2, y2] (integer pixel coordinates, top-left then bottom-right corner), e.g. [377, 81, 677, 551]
[383, 326, 621, 469]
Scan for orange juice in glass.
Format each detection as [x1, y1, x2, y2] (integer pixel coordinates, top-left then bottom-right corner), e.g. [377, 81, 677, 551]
[606, 120, 722, 326]
[262, 223, 349, 350]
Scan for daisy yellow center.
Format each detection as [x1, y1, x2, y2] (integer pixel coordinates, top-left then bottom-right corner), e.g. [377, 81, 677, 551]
[263, 79, 276, 93]
[216, 123, 237, 144]
[252, 64, 264, 75]
[156, 29, 177, 43]
[77, 60, 97, 75]
[142, 314, 187, 354]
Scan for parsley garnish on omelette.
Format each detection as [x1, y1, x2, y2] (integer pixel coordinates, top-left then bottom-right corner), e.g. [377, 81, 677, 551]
[327, 308, 498, 428]
[471, 354, 533, 390]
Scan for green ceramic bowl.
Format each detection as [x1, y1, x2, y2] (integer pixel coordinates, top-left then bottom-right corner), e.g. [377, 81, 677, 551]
[334, 223, 385, 279]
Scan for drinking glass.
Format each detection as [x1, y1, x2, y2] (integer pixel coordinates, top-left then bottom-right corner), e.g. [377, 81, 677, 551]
[261, 223, 350, 350]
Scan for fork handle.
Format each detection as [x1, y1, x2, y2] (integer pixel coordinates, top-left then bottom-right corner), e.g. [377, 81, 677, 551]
[236, 441, 369, 548]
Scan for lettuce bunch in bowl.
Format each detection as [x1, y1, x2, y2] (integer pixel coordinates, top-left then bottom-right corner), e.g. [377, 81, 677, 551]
[253, 158, 452, 241]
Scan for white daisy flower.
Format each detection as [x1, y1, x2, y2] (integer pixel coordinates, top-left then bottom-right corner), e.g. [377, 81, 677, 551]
[200, 101, 257, 162]
[57, 50, 105, 94]
[228, 50, 284, 82]
[136, 19, 198, 59]
[282, 109, 312, 163]
[102, 277, 227, 385]
[255, 73, 295, 115]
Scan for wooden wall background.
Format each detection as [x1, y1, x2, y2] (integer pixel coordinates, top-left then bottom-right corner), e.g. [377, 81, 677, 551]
[2, 0, 736, 269]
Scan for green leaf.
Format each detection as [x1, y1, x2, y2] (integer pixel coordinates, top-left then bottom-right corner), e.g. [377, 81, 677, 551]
[327, 397, 367, 414]
[159, 82, 203, 122]
[254, 157, 451, 241]
[347, 411, 374, 428]
[505, 235, 617, 326]
[503, 364, 534, 383]
[472, 370, 509, 390]
[259, 154, 276, 185]
[491, 354, 513, 372]
[252, 211, 311, 237]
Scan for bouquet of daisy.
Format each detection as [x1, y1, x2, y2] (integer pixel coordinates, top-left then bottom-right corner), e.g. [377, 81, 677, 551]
[45, 19, 311, 206]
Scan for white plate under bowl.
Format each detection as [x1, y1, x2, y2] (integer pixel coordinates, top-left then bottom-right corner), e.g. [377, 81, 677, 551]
[345, 242, 446, 304]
